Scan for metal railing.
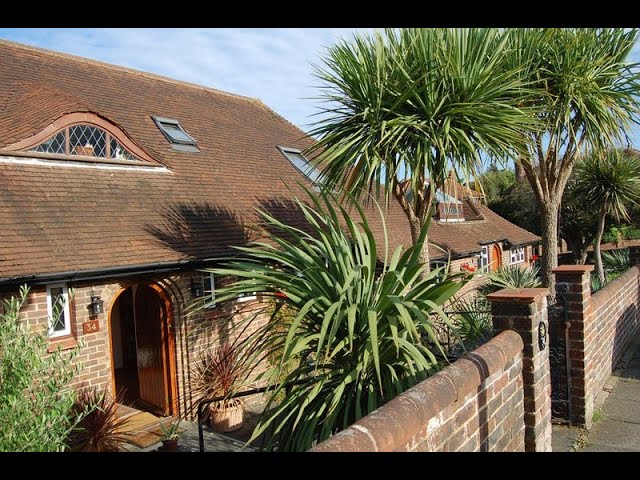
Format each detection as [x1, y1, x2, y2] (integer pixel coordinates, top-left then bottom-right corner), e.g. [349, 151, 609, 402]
[196, 378, 314, 452]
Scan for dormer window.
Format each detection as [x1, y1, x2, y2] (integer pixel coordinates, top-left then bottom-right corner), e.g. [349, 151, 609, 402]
[1, 112, 157, 165]
[436, 202, 464, 222]
[31, 124, 139, 161]
[153, 116, 199, 152]
[441, 203, 462, 217]
[278, 146, 322, 185]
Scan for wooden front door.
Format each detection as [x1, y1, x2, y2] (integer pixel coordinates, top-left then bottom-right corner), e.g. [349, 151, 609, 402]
[491, 244, 503, 272]
[134, 285, 171, 416]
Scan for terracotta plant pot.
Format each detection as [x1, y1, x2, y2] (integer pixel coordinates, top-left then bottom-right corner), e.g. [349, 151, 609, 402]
[161, 438, 179, 452]
[210, 399, 244, 433]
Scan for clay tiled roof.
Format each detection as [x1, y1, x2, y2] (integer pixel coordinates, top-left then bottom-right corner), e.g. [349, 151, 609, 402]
[0, 41, 539, 280]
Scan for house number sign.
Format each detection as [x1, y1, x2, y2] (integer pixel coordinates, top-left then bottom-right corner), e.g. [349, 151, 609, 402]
[538, 321, 547, 351]
[83, 320, 100, 334]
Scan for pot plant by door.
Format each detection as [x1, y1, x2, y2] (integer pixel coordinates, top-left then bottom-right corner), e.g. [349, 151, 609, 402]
[193, 343, 246, 433]
[159, 419, 181, 452]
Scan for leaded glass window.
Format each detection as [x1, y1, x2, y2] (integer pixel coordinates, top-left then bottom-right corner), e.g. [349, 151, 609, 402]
[29, 124, 141, 161]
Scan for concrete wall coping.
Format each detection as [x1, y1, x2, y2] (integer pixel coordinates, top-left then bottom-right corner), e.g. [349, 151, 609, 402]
[552, 265, 594, 275]
[486, 287, 549, 304]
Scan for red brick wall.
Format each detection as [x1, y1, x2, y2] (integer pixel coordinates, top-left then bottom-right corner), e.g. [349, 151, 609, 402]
[311, 331, 525, 452]
[0, 270, 273, 421]
[590, 267, 640, 412]
[553, 258, 640, 428]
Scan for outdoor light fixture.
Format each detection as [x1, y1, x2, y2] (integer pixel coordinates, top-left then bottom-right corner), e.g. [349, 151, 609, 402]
[88, 289, 105, 316]
[191, 278, 203, 298]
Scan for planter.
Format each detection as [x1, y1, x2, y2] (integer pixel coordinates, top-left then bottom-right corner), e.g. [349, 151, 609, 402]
[210, 398, 244, 433]
[161, 438, 179, 452]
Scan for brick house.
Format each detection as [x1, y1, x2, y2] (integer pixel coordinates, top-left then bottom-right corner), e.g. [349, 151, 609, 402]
[0, 41, 540, 419]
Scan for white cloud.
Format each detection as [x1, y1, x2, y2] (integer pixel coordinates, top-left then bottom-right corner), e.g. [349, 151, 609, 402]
[0, 28, 367, 130]
[1, 28, 639, 147]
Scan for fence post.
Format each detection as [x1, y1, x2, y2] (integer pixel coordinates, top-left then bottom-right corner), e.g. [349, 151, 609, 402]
[552, 265, 594, 428]
[487, 288, 552, 452]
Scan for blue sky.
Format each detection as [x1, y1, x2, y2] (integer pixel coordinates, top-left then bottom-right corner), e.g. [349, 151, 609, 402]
[0, 28, 368, 131]
[1, 28, 639, 148]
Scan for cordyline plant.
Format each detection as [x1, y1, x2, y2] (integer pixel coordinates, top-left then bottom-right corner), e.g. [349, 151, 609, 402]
[66, 387, 132, 452]
[208, 188, 469, 451]
[192, 343, 245, 407]
[308, 28, 538, 272]
[572, 149, 640, 284]
[506, 28, 640, 296]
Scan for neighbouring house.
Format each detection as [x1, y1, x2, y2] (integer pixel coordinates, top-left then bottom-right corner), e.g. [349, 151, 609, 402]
[0, 41, 540, 420]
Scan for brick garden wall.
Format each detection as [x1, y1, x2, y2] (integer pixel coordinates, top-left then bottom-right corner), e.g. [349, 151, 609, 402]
[553, 253, 640, 428]
[311, 331, 525, 452]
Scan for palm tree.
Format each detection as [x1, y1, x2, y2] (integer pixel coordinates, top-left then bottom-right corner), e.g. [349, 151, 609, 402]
[308, 28, 537, 271]
[572, 149, 640, 284]
[507, 29, 640, 296]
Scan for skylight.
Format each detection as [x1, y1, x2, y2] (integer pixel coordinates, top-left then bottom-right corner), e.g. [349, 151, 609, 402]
[278, 147, 322, 184]
[153, 116, 198, 151]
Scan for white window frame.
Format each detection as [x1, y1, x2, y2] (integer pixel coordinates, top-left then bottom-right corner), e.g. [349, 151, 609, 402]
[202, 272, 216, 308]
[46, 283, 71, 338]
[237, 292, 257, 303]
[510, 246, 525, 265]
[430, 260, 449, 271]
[479, 246, 489, 273]
[203, 272, 257, 305]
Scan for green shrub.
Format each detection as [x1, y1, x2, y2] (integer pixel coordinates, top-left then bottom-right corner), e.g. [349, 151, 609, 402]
[0, 286, 84, 451]
[478, 264, 541, 296]
[602, 248, 630, 275]
[209, 188, 468, 451]
[449, 296, 493, 354]
[620, 224, 640, 240]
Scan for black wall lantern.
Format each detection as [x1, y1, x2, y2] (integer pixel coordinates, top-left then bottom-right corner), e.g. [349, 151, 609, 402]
[88, 289, 105, 316]
[191, 278, 203, 298]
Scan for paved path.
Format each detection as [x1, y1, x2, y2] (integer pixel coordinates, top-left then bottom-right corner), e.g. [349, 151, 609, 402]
[553, 340, 640, 452]
[126, 420, 256, 452]
[581, 343, 640, 452]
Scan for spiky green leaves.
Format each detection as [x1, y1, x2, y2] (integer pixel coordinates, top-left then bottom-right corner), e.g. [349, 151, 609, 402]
[209, 188, 467, 451]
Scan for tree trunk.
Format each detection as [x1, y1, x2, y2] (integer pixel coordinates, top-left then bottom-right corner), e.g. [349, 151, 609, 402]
[577, 248, 588, 266]
[540, 202, 560, 301]
[514, 161, 527, 183]
[567, 236, 588, 265]
[594, 207, 607, 285]
[409, 217, 430, 273]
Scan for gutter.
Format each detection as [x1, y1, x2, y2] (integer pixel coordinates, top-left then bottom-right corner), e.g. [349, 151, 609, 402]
[0, 259, 209, 288]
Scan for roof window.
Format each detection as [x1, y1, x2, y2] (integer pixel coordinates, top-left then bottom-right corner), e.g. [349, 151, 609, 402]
[153, 116, 199, 152]
[278, 146, 322, 185]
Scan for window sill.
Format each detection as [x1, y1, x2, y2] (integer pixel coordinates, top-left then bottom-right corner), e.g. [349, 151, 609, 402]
[47, 337, 78, 353]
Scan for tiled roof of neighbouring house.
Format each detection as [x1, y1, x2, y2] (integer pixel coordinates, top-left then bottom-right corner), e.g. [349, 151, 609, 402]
[0, 40, 539, 279]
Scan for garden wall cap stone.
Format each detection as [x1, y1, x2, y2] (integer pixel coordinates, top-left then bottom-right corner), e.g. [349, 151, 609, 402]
[552, 265, 594, 274]
[486, 288, 549, 303]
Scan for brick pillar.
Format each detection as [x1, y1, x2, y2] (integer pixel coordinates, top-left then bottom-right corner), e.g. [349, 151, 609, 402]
[552, 264, 594, 428]
[629, 246, 640, 266]
[487, 288, 551, 452]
